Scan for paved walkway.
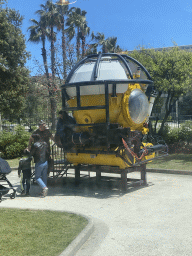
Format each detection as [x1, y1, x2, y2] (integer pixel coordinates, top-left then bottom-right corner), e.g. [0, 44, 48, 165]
[1, 169, 192, 255]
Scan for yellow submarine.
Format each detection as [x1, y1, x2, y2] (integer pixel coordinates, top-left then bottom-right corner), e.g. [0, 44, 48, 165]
[59, 53, 167, 189]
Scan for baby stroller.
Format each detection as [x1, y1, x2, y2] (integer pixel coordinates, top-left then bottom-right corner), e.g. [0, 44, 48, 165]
[0, 158, 16, 202]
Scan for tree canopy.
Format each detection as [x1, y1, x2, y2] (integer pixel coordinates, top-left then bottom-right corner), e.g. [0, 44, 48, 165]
[0, 4, 30, 120]
[130, 46, 192, 133]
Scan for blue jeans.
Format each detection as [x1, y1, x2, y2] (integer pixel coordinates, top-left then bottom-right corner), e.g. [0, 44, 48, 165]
[35, 161, 48, 189]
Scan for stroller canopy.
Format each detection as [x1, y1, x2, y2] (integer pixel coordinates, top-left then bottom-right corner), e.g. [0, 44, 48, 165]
[0, 158, 12, 174]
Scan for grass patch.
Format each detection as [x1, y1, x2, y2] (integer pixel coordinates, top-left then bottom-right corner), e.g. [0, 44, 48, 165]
[6, 158, 35, 169]
[5, 154, 192, 171]
[147, 153, 192, 171]
[6, 158, 20, 168]
[0, 208, 88, 256]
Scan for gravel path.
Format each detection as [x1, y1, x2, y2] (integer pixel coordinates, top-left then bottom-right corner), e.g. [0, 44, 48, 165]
[1, 170, 192, 256]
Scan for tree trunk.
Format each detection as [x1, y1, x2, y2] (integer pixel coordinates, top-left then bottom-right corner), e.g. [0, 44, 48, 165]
[82, 34, 85, 58]
[41, 36, 49, 79]
[76, 28, 80, 61]
[158, 110, 171, 135]
[102, 44, 107, 53]
[61, 17, 67, 80]
[42, 36, 57, 130]
[51, 26, 56, 79]
[50, 96, 57, 131]
[158, 91, 175, 135]
[153, 93, 161, 133]
[50, 24, 57, 130]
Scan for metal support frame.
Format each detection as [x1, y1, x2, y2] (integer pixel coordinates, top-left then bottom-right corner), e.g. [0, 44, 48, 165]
[49, 147, 148, 191]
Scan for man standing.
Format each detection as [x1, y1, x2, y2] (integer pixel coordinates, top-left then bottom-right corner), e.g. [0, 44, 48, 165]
[30, 134, 49, 197]
[27, 120, 54, 152]
[55, 111, 76, 150]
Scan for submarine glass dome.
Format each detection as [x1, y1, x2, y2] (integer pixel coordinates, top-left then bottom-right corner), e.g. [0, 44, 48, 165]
[66, 53, 153, 84]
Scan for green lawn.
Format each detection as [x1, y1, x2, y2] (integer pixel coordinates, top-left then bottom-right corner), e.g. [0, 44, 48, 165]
[6, 158, 20, 168]
[6, 158, 35, 169]
[0, 208, 88, 256]
[147, 153, 192, 171]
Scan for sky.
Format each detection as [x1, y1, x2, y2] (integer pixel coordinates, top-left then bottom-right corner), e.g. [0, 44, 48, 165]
[4, 0, 192, 76]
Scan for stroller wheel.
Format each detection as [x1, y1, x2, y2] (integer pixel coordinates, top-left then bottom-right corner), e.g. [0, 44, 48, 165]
[10, 192, 16, 199]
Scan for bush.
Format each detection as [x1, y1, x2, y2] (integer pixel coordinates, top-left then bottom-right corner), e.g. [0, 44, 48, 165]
[161, 126, 180, 145]
[0, 125, 31, 159]
[160, 121, 192, 145]
[31, 125, 37, 132]
[158, 121, 192, 154]
[179, 120, 192, 144]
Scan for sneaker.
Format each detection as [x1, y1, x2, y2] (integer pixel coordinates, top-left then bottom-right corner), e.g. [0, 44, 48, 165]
[20, 190, 25, 196]
[25, 192, 30, 196]
[42, 187, 48, 197]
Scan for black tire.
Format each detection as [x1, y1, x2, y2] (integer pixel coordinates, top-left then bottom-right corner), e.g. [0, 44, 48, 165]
[10, 192, 16, 199]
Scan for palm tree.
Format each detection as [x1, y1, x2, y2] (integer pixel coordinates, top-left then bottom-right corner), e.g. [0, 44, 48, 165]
[79, 20, 90, 57]
[91, 33, 122, 53]
[106, 37, 122, 53]
[28, 18, 50, 79]
[35, 0, 58, 130]
[91, 32, 108, 53]
[55, 3, 69, 80]
[66, 7, 89, 60]
[36, 1, 57, 80]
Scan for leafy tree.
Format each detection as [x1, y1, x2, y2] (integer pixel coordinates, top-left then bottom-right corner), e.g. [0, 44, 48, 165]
[178, 92, 192, 116]
[25, 76, 50, 121]
[130, 46, 192, 134]
[0, 4, 30, 120]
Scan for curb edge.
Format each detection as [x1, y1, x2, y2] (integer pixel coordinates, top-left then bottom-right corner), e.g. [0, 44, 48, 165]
[60, 215, 94, 256]
[147, 168, 192, 175]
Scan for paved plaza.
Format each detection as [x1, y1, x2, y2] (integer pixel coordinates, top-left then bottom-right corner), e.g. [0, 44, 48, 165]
[1, 170, 192, 256]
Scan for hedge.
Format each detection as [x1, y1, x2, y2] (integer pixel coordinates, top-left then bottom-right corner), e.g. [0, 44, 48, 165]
[0, 125, 31, 159]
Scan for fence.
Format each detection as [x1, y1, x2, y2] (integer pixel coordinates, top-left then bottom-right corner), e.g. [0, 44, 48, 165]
[150, 114, 192, 129]
[1, 115, 192, 133]
[0, 118, 56, 133]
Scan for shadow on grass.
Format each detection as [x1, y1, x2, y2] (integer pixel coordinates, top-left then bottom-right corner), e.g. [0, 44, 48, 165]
[147, 153, 192, 172]
[151, 153, 192, 163]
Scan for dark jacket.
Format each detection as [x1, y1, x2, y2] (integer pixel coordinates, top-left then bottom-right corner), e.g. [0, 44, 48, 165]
[56, 115, 76, 136]
[32, 128, 52, 155]
[18, 157, 32, 176]
[30, 141, 49, 163]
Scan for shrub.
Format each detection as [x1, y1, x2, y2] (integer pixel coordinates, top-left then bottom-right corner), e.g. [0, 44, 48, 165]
[179, 120, 192, 144]
[159, 121, 192, 145]
[0, 125, 31, 159]
[157, 121, 192, 154]
[30, 125, 37, 132]
[162, 127, 180, 145]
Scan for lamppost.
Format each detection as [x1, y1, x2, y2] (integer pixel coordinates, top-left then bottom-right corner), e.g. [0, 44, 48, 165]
[56, 0, 77, 5]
